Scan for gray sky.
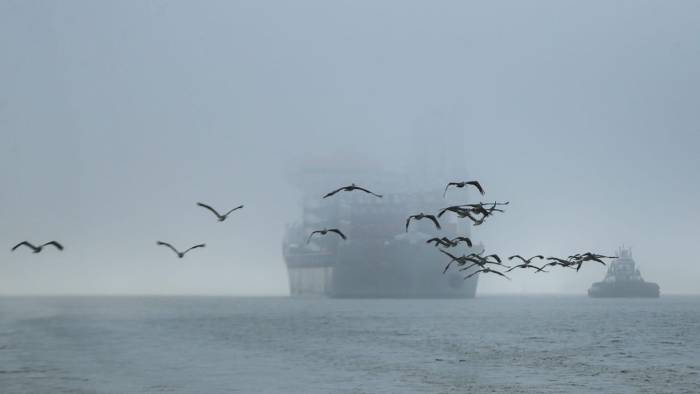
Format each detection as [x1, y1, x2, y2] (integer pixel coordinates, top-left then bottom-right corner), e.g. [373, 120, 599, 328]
[1, 0, 699, 295]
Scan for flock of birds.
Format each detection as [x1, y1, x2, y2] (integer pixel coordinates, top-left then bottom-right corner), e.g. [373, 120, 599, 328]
[437, 251, 616, 281]
[11, 179, 615, 282]
[11, 202, 245, 259]
[304, 180, 616, 281]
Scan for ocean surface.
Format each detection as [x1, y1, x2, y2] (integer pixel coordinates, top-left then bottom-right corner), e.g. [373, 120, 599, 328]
[0, 296, 698, 394]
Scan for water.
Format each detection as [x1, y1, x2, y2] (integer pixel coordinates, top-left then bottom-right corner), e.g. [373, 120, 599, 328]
[0, 296, 698, 393]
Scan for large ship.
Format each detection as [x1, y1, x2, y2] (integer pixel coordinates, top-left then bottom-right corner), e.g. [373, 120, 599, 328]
[282, 156, 481, 298]
[588, 247, 660, 298]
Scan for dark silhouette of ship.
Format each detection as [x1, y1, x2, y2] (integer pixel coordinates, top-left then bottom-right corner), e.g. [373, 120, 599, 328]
[282, 155, 480, 298]
[588, 247, 660, 298]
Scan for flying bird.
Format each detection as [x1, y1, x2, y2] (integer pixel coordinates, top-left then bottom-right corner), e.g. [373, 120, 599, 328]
[323, 184, 382, 199]
[11, 241, 63, 253]
[508, 255, 545, 264]
[570, 252, 615, 271]
[546, 257, 573, 265]
[439, 250, 461, 273]
[505, 264, 548, 273]
[484, 254, 503, 264]
[436, 206, 488, 226]
[406, 213, 441, 232]
[426, 237, 455, 248]
[307, 228, 347, 243]
[196, 202, 244, 222]
[469, 201, 508, 217]
[440, 250, 490, 273]
[458, 255, 505, 270]
[437, 206, 481, 221]
[568, 253, 615, 261]
[536, 261, 566, 271]
[156, 241, 205, 258]
[450, 236, 473, 247]
[443, 202, 508, 219]
[464, 268, 510, 280]
[439, 250, 483, 273]
[443, 181, 485, 197]
[582, 252, 616, 260]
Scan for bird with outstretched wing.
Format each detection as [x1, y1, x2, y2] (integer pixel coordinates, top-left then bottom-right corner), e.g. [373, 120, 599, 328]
[443, 180, 485, 197]
[406, 213, 441, 232]
[307, 228, 347, 243]
[11, 241, 63, 253]
[157, 241, 205, 258]
[197, 202, 244, 222]
[322, 184, 382, 199]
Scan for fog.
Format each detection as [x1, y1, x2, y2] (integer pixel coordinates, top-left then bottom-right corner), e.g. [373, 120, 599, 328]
[1, 0, 699, 295]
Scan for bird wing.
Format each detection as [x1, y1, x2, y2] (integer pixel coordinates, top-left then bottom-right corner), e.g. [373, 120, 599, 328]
[405, 216, 414, 231]
[442, 260, 456, 274]
[464, 270, 485, 280]
[452, 237, 472, 247]
[42, 241, 63, 251]
[458, 210, 479, 222]
[306, 231, 320, 244]
[466, 181, 485, 195]
[508, 255, 526, 263]
[589, 256, 606, 265]
[157, 241, 180, 255]
[328, 229, 347, 240]
[426, 215, 441, 229]
[472, 217, 486, 226]
[322, 187, 343, 198]
[469, 205, 489, 216]
[443, 183, 454, 197]
[487, 254, 502, 263]
[224, 205, 244, 216]
[11, 241, 36, 251]
[505, 264, 525, 272]
[439, 249, 460, 262]
[354, 186, 382, 198]
[183, 244, 206, 254]
[464, 256, 486, 266]
[437, 207, 452, 218]
[197, 202, 222, 218]
[490, 270, 511, 280]
[427, 238, 449, 247]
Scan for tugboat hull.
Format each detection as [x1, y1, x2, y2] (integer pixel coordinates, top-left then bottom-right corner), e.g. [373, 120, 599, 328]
[588, 281, 660, 298]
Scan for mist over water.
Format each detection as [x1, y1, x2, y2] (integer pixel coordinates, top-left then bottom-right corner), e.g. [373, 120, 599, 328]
[2, 3, 700, 393]
[1, 0, 699, 295]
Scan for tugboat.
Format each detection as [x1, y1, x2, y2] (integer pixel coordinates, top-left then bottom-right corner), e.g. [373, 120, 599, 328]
[588, 247, 660, 298]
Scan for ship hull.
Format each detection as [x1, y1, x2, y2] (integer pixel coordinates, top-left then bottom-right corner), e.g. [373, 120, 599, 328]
[588, 281, 660, 298]
[285, 242, 478, 298]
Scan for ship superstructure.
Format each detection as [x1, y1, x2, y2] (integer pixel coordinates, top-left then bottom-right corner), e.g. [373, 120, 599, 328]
[283, 158, 480, 298]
